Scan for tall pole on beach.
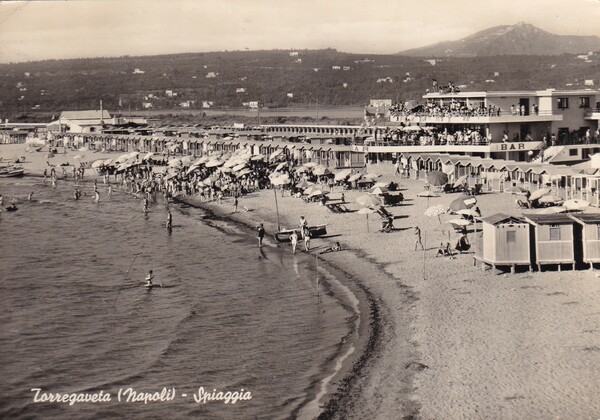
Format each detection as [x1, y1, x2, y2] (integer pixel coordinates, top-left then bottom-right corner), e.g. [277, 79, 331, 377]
[273, 187, 281, 231]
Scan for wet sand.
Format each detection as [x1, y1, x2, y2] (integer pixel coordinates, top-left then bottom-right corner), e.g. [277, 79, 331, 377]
[4, 143, 600, 418]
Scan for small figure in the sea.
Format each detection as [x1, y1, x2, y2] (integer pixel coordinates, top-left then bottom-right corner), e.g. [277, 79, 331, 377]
[43, 169, 47, 182]
[145, 270, 154, 286]
[257, 223, 265, 248]
[166, 210, 172, 229]
[290, 230, 298, 254]
[414, 226, 424, 251]
[94, 190, 100, 203]
[28, 192, 33, 201]
[234, 196, 239, 213]
[74, 189, 81, 200]
[0, 194, 3, 206]
[143, 198, 149, 214]
[107, 185, 113, 196]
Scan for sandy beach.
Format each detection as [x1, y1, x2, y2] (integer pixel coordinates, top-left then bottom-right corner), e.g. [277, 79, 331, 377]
[4, 143, 600, 419]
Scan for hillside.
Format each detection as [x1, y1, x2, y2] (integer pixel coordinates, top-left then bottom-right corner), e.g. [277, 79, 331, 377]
[0, 47, 599, 119]
[399, 22, 600, 57]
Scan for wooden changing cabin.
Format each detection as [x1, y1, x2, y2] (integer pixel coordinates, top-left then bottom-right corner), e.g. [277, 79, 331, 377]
[568, 213, 600, 269]
[475, 213, 531, 273]
[523, 214, 576, 271]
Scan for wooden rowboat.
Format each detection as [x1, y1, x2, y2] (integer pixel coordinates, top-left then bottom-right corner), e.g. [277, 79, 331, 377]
[274, 224, 328, 242]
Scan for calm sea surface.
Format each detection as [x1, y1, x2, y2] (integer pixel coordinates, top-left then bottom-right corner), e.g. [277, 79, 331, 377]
[0, 178, 357, 419]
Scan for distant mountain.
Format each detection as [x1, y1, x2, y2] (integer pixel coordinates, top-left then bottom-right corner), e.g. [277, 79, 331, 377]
[399, 22, 600, 57]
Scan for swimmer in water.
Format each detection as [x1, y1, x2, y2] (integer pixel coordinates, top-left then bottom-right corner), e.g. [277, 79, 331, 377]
[145, 270, 154, 286]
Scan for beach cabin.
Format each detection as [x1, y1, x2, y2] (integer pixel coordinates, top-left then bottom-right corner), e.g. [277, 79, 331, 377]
[523, 214, 576, 271]
[569, 214, 600, 268]
[476, 213, 531, 273]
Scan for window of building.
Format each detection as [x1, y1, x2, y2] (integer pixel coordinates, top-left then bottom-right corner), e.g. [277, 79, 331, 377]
[597, 225, 600, 239]
[570, 149, 579, 156]
[549, 225, 561, 241]
[580, 97, 591, 108]
[506, 230, 516, 242]
[557, 98, 569, 109]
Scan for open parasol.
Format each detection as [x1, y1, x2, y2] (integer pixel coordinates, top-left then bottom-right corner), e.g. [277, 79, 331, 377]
[427, 171, 448, 186]
[357, 194, 383, 207]
[357, 207, 376, 232]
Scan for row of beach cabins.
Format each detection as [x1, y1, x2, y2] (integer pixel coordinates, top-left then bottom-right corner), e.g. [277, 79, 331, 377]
[398, 152, 600, 207]
[55, 133, 366, 170]
[478, 213, 600, 273]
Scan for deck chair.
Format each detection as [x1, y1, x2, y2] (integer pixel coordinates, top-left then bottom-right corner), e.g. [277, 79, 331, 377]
[435, 242, 455, 259]
[376, 206, 393, 219]
[326, 203, 340, 213]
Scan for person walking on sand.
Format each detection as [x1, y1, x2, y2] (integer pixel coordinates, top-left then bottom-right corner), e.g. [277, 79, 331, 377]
[107, 185, 113, 196]
[290, 230, 298, 254]
[257, 223, 265, 248]
[299, 216, 308, 238]
[234, 196, 239, 213]
[414, 226, 424, 251]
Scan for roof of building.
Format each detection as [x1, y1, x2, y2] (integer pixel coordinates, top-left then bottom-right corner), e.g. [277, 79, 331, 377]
[60, 110, 111, 120]
[523, 214, 575, 225]
[480, 213, 526, 225]
[568, 213, 600, 224]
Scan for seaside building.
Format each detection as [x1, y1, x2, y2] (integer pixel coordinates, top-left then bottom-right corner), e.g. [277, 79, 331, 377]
[47, 110, 111, 134]
[524, 214, 576, 271]
[477, 213, 531, 273]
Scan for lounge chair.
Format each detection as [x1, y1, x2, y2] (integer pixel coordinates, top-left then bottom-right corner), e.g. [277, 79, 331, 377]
[376, 206, 393, 219]
[435, 242, 455, 259]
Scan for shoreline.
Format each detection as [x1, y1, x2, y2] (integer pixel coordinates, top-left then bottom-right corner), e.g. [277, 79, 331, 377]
[176, 195, 406, 419]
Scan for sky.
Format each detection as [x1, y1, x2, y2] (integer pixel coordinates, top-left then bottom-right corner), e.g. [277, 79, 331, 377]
[0, 0, 599, 63]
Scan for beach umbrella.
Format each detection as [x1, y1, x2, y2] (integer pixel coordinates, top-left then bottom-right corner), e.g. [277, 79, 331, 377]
[275, 162, 288, 171]
[529, 188, 551, 201]
[456, 208, 477, 217]
[180, 156, 193, 166]
[361, 173, 381, 181]
[538, 195, 564, 205]
[295, 165, 310, 173]
[271, 173, 290, 186]
[373, 181, 389, 188]
[73, 154, 84, 160]
[425, 204, 450, 223]
[250, 155, 264, 162]
[168, 158, 182, 167]
[236, 168, 251, 177]
[219, 166, 232, 173]
[534, 206, 568, 214]
[91, 159, 106, 169]
[427, 171, 448, 186]
[269, 149, 284, 161]
[449, 195, 477, 212]
[453, 175, 468, 188]
[357, 194, 382, 207]
[357, 207, 376, 232]
[563, 199, 590, 211]
[303, 185, 320, 196]
[334, 169, 352, 181]
[448, 218, 471, 227]
[348, 173, 362, 183]
[312, 165, 331, 176]
[309, 189, 324, 197]
[417, 190, 439, 206]
[506, 185, 527, 195]
[296, 180, 314, 189]
[371, 186, 388, 195]
[303, 162, 317, 168]
[205, 159, 223, 168]
[232, 163, 247, 172]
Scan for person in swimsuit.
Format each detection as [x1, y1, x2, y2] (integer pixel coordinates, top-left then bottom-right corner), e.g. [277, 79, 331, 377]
[145, 270, 154, 286]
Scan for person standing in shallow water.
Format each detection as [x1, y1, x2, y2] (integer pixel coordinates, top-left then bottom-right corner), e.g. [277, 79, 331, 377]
[257, 223, 265, 247]
[166, 210, 172, 229]
[290, 230, 298, 254]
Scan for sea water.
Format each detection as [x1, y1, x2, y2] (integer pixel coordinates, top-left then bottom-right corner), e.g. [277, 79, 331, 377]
[0, 178, 357, 419]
